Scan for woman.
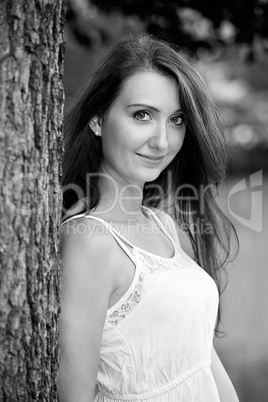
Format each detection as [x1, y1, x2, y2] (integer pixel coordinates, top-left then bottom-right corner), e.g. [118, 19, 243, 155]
[59, 34, 239, 401]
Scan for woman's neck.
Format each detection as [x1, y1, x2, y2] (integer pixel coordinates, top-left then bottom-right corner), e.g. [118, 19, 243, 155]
[95, 166, 146, 222]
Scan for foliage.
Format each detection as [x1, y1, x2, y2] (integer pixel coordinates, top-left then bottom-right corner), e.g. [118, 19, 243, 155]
[66, 0, 268, 58]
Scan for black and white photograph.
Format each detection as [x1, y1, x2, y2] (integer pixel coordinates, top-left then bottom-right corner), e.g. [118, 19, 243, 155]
[1, 1, 268, 401]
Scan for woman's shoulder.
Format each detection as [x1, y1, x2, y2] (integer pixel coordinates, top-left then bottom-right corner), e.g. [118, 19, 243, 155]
[60, 213, 113, 246]
[60, 214, 123, 278]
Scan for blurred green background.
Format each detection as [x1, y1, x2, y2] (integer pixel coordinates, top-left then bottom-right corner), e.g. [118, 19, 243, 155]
[63, 1, 268, 400]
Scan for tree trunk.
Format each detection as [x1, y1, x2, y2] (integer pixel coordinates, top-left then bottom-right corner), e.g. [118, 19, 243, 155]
[0, 1, 65, 400]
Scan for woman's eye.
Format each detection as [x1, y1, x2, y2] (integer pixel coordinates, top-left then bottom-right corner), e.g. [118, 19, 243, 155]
[170, 115, 185, 126]
[134, 111, 151, 121]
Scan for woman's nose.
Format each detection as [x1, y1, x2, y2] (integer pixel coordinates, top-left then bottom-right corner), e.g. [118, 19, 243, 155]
[149, 124, 169, 151]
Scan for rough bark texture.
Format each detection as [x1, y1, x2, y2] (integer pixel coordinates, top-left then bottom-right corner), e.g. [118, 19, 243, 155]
[0, 1, 64, 401]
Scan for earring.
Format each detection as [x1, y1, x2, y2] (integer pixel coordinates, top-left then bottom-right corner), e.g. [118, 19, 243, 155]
[95, 131, 99, 136]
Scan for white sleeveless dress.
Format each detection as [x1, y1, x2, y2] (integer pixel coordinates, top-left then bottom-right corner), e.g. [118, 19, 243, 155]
[62, 207, 220, 402]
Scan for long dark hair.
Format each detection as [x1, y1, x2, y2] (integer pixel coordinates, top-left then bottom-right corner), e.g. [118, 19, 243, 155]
[63, 34, 238, 333]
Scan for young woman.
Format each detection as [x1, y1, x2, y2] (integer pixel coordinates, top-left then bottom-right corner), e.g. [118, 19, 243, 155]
[58, 35, 239, 401]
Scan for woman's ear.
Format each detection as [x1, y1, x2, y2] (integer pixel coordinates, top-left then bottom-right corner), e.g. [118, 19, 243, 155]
[88, 116, 102, 137]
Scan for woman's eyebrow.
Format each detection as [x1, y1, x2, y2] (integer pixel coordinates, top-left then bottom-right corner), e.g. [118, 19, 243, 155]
[127, 103, 182, 113]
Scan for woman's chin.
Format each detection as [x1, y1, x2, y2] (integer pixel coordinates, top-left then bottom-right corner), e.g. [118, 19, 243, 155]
[137, 170, 162, 184]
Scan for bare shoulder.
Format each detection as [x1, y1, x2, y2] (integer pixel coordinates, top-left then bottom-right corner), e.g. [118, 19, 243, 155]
[60, 215, 120, 300]
[60, 215, 116, 258]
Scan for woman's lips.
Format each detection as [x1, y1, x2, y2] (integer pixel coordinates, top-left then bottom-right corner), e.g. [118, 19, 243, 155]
[136, 153, 165, 163]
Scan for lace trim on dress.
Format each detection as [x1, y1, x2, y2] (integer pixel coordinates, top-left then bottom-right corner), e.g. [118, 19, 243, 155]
[107, 272, 145, 326]
[107, 247, 194, 326]
[137, 248, 194, 273]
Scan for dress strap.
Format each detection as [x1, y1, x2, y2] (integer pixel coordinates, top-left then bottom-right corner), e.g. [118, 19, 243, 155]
[61, 214, 136, 264]
[61, 213, 87, 226]
[142, 206, 175, 242]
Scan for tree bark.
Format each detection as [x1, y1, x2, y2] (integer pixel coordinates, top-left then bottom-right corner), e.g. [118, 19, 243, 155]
[0, 1, 65, 401]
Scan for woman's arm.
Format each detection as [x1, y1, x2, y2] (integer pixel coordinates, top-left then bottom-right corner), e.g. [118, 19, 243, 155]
[211, 347, 239, 402]
[58, 219, 118, 402]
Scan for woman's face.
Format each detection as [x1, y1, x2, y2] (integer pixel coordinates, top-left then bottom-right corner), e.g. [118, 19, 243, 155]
[98, 70, 186, 186]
